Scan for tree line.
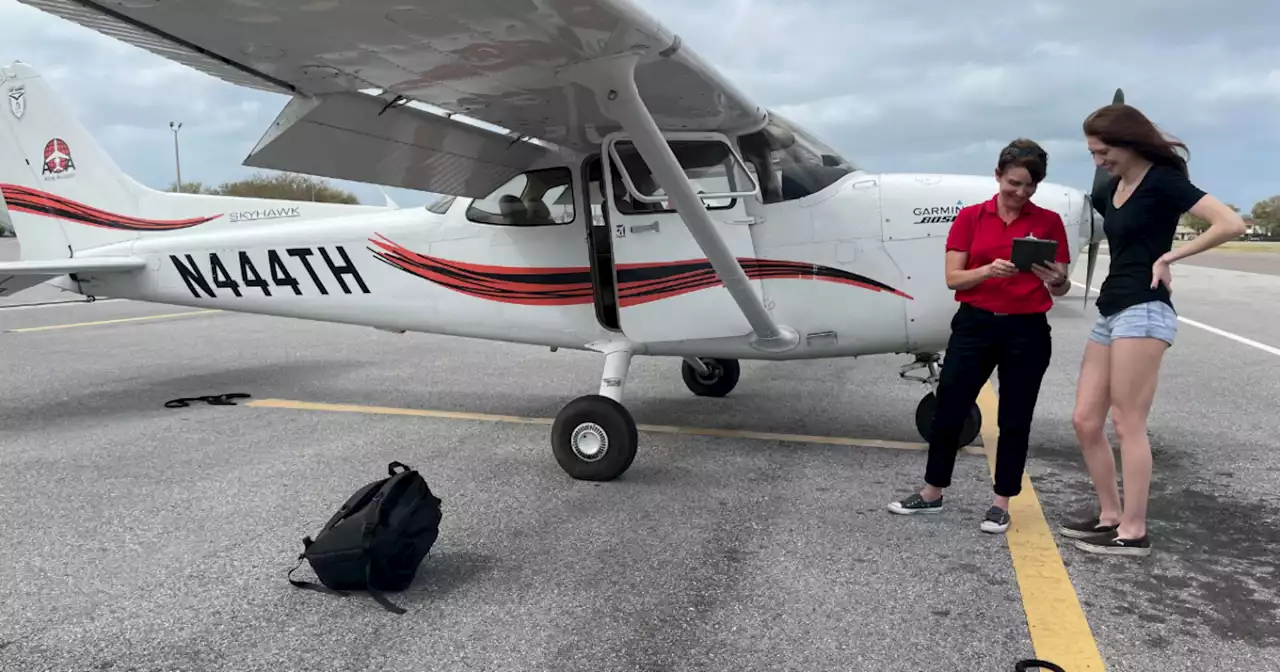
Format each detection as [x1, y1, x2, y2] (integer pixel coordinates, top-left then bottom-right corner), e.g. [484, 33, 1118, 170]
[169, 171, 361, 204]
[1181, 196, 1280, 239]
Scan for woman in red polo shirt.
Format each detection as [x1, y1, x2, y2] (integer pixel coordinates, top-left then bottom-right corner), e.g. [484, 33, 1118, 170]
[888, 138, 1071, 534]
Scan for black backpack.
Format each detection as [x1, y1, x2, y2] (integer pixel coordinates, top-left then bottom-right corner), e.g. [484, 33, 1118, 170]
[287, 461, 442, 614]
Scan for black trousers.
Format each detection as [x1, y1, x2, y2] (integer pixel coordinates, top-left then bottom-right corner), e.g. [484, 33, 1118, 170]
[924, 302, 1052, 498]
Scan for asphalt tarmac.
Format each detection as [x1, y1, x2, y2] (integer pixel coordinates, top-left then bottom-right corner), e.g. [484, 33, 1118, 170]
[1176, 249, 1277, 277]
[1, 240, 1277, 672]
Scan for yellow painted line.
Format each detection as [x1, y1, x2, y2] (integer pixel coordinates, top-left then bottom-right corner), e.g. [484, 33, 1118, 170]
[249, 399, 556, 426]
[977, 381, 1107, 671]
[6, 309, 220, 332]
[246, 397, 972, 453]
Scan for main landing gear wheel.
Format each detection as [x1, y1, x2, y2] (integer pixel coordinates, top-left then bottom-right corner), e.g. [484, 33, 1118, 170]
[681, 358, 740, 397]
[915, 391, 982, 449]
[551, 394, 638, 481]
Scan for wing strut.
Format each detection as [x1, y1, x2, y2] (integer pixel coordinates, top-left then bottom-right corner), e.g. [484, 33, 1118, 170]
[568, 52, 799, 353]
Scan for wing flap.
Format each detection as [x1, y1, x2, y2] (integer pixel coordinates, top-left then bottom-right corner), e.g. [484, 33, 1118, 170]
[242, 90, 558, 198]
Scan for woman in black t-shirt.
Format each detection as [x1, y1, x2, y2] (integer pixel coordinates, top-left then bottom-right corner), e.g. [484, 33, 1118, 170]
[1060, 104, 1247, 557]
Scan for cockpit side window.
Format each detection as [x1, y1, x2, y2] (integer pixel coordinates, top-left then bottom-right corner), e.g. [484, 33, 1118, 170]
[737, 113, 859, 204]
[465, 167, 575, 226]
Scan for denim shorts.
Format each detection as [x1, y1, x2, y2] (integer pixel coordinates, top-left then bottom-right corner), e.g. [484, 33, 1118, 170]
[1089, 300, 1178, 347]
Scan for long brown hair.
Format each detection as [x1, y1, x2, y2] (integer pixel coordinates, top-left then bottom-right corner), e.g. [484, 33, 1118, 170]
[1082, 104, 1190, 175]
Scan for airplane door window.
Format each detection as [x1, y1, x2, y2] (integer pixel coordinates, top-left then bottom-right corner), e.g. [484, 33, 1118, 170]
[605, 137, 758, 215]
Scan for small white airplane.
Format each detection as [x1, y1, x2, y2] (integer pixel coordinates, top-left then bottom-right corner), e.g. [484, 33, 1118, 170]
[0, 0, 1108, 482]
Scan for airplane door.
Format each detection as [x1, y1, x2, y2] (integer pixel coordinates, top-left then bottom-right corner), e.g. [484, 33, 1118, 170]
[601, 132, 763, 343]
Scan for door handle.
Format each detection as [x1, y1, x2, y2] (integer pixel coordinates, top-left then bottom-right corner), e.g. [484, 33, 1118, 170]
[629, 221, 660, 234]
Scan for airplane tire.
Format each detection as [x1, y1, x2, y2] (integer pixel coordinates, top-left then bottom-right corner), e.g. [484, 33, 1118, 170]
[914, 391, 982, 448]
[551, 394, 638, 481]
[681, 358, 740, 397]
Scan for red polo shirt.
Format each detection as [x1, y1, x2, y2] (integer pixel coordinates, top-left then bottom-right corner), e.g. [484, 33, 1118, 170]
[946, 195, 1071, 314]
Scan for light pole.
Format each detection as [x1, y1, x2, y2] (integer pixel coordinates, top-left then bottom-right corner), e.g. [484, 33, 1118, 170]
[169, 121, 182, 192]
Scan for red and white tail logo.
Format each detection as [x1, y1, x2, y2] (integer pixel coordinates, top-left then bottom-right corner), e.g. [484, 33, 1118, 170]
[42, 137, 75, 177]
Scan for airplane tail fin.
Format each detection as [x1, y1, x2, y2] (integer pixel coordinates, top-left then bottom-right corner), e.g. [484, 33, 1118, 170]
[0, 61, 158, 260]
[0, 61, 385, 265]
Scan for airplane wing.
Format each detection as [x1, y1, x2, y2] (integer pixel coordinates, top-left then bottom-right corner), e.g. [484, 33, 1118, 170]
[16, 0, 767, 197]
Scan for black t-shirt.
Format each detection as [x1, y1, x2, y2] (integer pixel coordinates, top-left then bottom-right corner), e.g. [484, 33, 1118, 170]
[1091, 163, 1206, 317]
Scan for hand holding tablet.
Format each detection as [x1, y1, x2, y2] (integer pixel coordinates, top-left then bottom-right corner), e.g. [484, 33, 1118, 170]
[1011, 236, 1059, 272]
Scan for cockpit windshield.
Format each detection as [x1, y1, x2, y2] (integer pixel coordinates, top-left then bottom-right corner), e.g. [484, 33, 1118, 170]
[768, 112, 859, 172]
[737, 111, 860, 203]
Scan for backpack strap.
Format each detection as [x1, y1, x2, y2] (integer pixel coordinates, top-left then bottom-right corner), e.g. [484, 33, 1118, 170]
[286, 537, 349, 598]
[363, 560, 407, 614]
[360, 489, 409, 614]
[1014, 660, 1066, 672]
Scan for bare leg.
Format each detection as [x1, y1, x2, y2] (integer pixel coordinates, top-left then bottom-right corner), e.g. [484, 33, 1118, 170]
[1107, 336, 1168, 539]
[1071, 340, 1121, 525]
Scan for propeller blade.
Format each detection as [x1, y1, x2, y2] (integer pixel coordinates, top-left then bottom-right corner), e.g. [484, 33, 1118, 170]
[1080, 87, 1122, 308]
[1084, 207, 1100, 308]
[1084, 163, 1108, 308]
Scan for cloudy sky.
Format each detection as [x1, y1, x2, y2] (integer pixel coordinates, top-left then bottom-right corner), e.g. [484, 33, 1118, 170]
[1, 0, 1276, 212]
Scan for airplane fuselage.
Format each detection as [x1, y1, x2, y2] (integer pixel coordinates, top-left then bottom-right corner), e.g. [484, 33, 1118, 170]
[64, 167, 1088, 362]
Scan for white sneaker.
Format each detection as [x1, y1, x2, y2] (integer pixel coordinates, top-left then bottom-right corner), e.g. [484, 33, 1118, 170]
[980, 506, 1010, 534]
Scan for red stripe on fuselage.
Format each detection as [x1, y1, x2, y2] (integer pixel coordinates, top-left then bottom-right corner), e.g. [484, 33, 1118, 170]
[0, 183, 220, 230]
[368, 235, 914, 306]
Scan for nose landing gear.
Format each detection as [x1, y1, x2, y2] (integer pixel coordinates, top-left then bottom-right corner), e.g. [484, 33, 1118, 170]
[681, 357, 740, 397]
[900, 353, 982, 449]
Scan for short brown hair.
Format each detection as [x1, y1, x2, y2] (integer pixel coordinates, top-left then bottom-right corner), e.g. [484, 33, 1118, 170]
[997, 138, 1048, 183]
[1083, 104, 1189, 176]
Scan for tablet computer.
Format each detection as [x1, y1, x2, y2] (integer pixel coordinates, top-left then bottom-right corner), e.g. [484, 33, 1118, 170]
[1011, 236, 1058, 272]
